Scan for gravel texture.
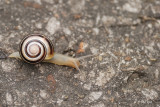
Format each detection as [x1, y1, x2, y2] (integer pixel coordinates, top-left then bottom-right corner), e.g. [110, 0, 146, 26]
[0, 0, 160, 107]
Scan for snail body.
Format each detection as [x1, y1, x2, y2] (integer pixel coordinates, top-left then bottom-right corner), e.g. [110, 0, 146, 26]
[45, 53, 80, 69]
[9, 34, 94, 72]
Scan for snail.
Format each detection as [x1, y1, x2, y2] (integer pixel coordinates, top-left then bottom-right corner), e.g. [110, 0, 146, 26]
[9, 34, 96, 72]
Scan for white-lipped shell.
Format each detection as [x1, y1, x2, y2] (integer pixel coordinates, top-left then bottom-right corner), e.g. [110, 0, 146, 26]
[19, 34, 54, 64]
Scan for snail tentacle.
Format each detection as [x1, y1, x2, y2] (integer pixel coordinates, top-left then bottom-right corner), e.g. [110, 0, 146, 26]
[72, 60, 81, 72]
[77, 54, 98, 60]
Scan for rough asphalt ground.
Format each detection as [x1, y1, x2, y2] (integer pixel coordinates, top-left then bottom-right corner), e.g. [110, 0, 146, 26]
[0, 0, 160, 107]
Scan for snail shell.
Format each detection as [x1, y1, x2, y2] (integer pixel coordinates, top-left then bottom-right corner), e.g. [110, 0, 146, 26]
[19, 34, 54, 64]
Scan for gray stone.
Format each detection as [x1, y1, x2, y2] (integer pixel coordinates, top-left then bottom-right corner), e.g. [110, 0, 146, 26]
[6, 93, 13, 105]
[89, 92, 103, 102]
[40, 90, 49, 99]
[123, 0, 142, 13]
[142, 89, 158, 100]
[46, 17, 60, 35]
[91, 102, 105, 107]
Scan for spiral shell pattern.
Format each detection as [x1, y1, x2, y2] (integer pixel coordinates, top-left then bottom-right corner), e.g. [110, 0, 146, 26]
[19, 34, 54, 64]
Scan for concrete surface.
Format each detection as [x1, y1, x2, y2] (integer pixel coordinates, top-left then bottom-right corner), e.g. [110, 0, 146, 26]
[0, 0, 160, 107]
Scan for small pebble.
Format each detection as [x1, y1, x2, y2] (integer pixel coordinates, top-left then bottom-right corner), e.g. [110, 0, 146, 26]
[83, 83, 91, 90]
[124, 56, 132, 61]
[91, 103, 105, 107]
[98, 55, 103, 61]
[123, 1, 142, 13]
[142, 89, 158, 100]
[63, 95, 69, 101]
[40, 90, 48, 99]
[63, 28, 71, 35]
[46, 17, 60, 35]
[6, 93, 13, 105]
[89, 91, 103, 102]
[35, 22, 42, 29]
